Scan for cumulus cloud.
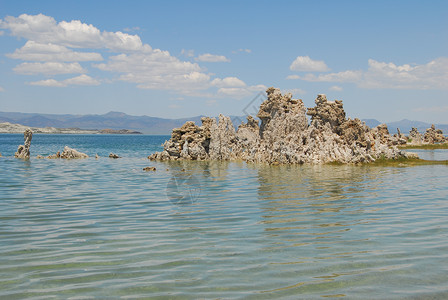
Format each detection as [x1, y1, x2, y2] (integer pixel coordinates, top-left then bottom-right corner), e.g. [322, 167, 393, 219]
[232, 48, 251, 54]
[290, 58, 448, 90]
[181, 49, 195, 57]
[13, 62, 86, 75]
[1, 14, 147, 52]
[29, 74, 100, 87]
[360, 58, 448, 89]
[286, 75, 300, 80]
[217, 84, 267, 98]
[94, 51, 211, 92]
[329, 85, 343, 91]
[7, 41, 103, 62]
[1, 13, 266, 97]
[211, 77, 246, 88]
[285, 88, 306, 95]
[290, 56, 330, 72]
[195, 53, 230, 62]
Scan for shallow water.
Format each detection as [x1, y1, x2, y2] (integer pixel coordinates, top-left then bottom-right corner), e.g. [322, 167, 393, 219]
[1, 134, 448, 299]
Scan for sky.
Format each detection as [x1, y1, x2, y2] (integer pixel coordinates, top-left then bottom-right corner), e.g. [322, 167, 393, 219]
[0, 0, 447, 124]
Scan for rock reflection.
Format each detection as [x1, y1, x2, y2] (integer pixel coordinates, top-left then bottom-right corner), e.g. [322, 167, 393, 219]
[255, 164, 388, 254]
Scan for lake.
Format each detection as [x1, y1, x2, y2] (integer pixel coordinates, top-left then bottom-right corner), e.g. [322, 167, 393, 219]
[1, 134, 447, 299]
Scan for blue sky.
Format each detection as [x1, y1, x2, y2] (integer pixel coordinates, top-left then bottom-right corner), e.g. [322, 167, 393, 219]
[0, 0, 447, 124]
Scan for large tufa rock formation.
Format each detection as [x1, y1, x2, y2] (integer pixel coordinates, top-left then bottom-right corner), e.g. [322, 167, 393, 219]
[15, 128, 33, 159]
[424, 124, 447, 144]
[149, 87, 409, 164]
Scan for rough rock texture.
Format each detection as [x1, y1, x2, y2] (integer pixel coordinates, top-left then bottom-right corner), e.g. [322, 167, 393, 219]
[48, 151, 61, 159]
[143, 167, 156, 171]
[15, 128, 33, 159]
[109, 153, 121, 159]
[60, 146, 89, 159]
[424, 124, 447, 144]
[408, 127, 424, 145]
[149, 87, 409, 164]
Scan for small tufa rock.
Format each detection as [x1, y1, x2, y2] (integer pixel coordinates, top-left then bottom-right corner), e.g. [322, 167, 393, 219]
[36, 155, 45, 159]
[60, 146, 89, 159]
[109, 153, 120, 159]
[47, 151, 61, 159]
[15, 128, 33, 159]
[95, 154, 99, 159]
[143, 166, 156, 171]
[424, 124, 446, 144]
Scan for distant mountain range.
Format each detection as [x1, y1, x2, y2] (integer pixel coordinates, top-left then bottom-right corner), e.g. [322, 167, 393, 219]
[0, 111, 446, 135]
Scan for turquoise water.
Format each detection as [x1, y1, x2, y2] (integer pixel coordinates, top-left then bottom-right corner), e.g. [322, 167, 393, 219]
[1, 134, 448, 299]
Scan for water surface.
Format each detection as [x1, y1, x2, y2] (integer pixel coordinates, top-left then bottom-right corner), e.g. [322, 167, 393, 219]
[1, 134, 447, 299]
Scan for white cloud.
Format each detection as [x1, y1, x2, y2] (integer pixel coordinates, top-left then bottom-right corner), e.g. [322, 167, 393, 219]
[94, 51, 212, 92]
[291, 70, 363, 83]
[329, 85, 343, 91]
[181, 49, 195, 57]
[64, 74, 100, 86]
[29, 79, 66, 87]
[290, 57, 448, 90]
[196, 53, 230, 62]
[232, 48, 251, 54]
[7, 41, 103, 62]
[217, 84, 267, 98]
[29, 74, 99, 87]
[211, 77, 246, 88]
[1, 13, 148, 52]
[1, 13, 266, 96]
[123, 26, 140, 32]
[13, 62, 86, 75]
[360, 58, 448, 89]
[290, 56, 330, 72]
[285, 88, 306, 95]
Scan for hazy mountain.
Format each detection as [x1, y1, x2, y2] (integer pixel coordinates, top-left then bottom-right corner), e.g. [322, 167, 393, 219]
[361, 118, 448, 134]
[0, 111, 213, 134]
[1, 111, 446, 135]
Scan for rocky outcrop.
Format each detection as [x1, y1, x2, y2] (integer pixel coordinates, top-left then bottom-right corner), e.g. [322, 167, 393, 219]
[15, 129, 33, 159]
[60, 146, 89, 159]
[408, 127, 424, 145]
[424, 124, 446, 144]
[150, 88, 409, 164]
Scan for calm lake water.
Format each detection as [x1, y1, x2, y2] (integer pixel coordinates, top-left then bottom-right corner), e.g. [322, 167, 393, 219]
[1, 134, 448, 299]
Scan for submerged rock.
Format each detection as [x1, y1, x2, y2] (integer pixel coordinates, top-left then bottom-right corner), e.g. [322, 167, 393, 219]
[47, 151, 61, 159]
[109, 153, 121, 159]
[15, 128, 33, 159]
[149, 87, 408, 164]
[143, 166, 156, 171]
[60, 146, 88, 159]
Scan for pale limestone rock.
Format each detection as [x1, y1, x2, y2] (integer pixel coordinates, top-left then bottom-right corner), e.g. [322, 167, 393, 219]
[15, 128, 33, 159]
[424, 124, 446, 144]
[60, 146, 88, 159]
[47, 151, 60, 159]
[150, 87, 409, 164]
[408, 127, 423, 145]
[109, 153, 120, 159]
